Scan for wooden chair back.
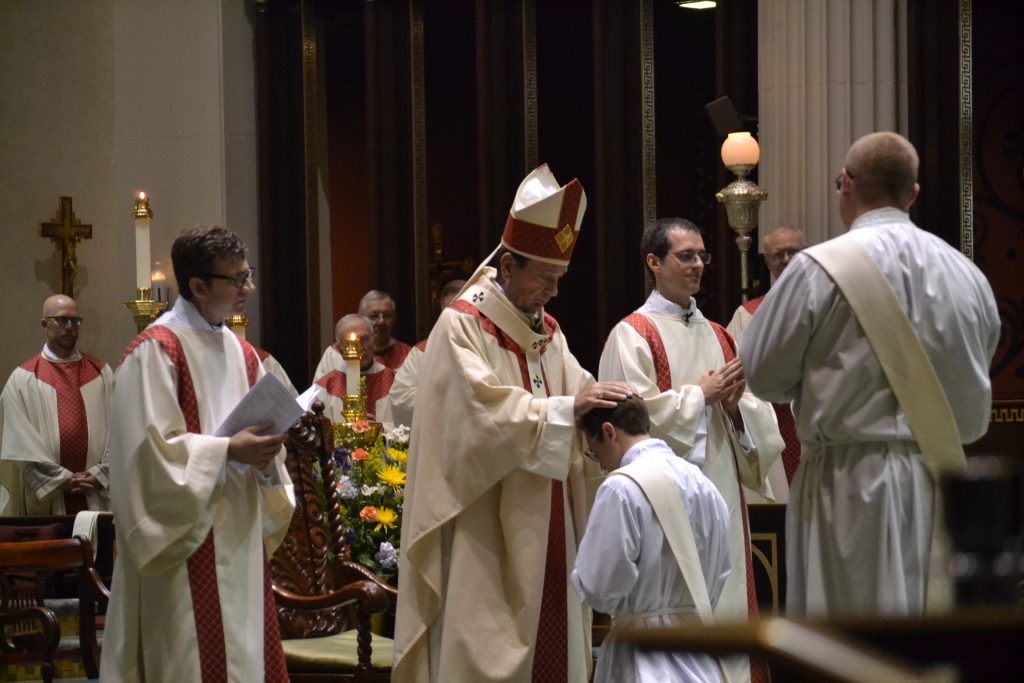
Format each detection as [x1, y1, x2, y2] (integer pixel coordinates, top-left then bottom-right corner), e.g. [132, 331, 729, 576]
[271, 402, 351, 638]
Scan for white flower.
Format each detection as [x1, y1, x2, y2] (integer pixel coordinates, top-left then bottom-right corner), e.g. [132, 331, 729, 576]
[385, 424, 411, 447]
[361, 484, 385, 496]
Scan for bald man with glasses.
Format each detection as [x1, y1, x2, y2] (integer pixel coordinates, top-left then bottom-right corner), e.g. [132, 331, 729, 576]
[726, 226, 807, 502]
[0, 294, 112, 515]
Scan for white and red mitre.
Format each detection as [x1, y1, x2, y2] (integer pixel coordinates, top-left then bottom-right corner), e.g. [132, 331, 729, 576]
[501, 164, 587, 266]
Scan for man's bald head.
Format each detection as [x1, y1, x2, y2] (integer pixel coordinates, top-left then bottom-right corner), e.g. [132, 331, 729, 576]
[844, 132, 919, 210]
[335, 313, 376, 370]
[42, 295, 76, 318]
[440, 280, 466, 309]
[763, 227, 806, 280]
[40, 295, 81, 359]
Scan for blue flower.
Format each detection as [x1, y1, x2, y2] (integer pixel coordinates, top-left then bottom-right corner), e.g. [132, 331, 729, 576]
[344, 529, 356, 545]
[336, 475, 358, 500]
[332, 447, 351, 471]
[375, 542, 398, 570]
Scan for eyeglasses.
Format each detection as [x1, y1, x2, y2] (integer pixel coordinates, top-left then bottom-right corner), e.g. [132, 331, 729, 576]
[668, 250, 712, 266]
[583, 448, 600, 463]
[766, 249, 802, 265]
[46, 316, 83, 329]
[835, 168, 855, 191]
[203, 267, 255, 288]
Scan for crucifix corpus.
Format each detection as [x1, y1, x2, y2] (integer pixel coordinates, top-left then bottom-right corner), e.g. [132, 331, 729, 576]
[39, 196, 92, 298]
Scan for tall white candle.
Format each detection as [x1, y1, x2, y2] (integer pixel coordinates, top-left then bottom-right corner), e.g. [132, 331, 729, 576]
[345, 333, 361, 397]
[133, 192, 152, 292]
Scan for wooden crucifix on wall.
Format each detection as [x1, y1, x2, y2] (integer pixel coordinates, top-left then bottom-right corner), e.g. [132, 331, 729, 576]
[39, 196, 92, 298]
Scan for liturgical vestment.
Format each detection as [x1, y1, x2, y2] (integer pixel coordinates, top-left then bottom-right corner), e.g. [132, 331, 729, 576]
[740, 207, 1001, 617]
[0, 346, 112, 516]
[728, 295, 802, 500]
[100, 297, 295, 683]
[256, 347, 298, 397]
[394, 268, 597, 683]
[316, 362, 395, 422]
[375, 339, 412, 371]
[378, 339, 426, 427]
[312, 344, 343, 384]
[572, 438, 730, 683]
[600, 290, 784, 683]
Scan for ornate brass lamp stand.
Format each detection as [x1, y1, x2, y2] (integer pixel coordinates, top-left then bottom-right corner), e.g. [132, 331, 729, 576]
[715, 132, 768, 303]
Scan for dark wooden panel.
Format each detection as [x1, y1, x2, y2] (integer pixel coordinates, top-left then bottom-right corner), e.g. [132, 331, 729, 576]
[590, 0, 646, 371]
[710, 0, 759, 324]
[322, 1, 371, 329]
[972, 0, 1024, 406]
[907, 0, 960, 250]
[530, 0, 600, 370]
[255, 0, 315, 383]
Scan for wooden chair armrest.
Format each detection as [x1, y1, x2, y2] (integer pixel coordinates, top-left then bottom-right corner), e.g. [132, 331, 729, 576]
[84, 566, 112, 602]
[273, 578, 389, 617]
[337, 561, 399, 600]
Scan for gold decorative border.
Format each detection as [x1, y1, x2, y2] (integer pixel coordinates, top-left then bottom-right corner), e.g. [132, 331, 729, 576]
[301, 0, 320, 366]
[992, 402, 1024, 424]
[959, 0, 974, 259]
[751, 532, 780, 614]
[639, 0, 656, 232]
[522, 0, 538, 171]
[410, 0, 429, 339]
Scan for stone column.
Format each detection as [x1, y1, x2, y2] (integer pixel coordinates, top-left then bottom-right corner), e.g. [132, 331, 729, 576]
[757, 0, 908, 245]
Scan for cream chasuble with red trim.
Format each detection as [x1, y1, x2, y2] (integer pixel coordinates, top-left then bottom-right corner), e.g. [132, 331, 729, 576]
[101, 297, 294, 683]
[394, 267, 597, 683]
[0, 348, 112, 515]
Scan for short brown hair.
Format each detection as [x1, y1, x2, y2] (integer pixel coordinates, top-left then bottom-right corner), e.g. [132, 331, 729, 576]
[641, 218, 702, 277]
[171, 226, 247, 301]
[845, 132, 919, 207]
[580, 394, 650, 441]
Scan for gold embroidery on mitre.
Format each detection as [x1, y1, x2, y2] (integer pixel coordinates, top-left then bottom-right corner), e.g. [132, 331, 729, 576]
[555, 224, 574, 253]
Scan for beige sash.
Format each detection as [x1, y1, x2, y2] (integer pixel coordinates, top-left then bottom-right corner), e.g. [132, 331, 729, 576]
[612, 459, 733, 682]
[612, 460, 713, 622]
[804, 235, 965, 480]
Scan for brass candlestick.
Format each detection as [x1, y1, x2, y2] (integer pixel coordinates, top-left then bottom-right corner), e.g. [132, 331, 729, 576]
[225, 314, 248, 339]
[341, 335, 365, 424]
[123, 287, 167, 333]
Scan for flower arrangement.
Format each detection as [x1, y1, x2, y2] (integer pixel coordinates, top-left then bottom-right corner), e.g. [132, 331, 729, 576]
[329, 422, 409, 580]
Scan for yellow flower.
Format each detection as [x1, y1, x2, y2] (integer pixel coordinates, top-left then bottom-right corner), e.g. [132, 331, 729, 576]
[374, 507, 398, 532]
[387, 447, 408, 464]
[378, 465, 406, 490]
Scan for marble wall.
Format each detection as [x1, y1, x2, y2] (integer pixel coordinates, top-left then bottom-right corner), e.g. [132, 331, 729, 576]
[0, 0, 262, 375]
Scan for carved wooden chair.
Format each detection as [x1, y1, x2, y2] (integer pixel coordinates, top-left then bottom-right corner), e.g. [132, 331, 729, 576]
[0, 536, 109, 683]
[271, 403, 396, 683]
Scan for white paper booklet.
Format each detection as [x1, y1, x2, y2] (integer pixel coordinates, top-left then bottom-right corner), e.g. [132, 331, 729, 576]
[215, 373, 306, 437]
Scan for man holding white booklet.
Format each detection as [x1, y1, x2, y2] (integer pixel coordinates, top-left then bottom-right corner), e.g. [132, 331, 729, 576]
[101, 226, 296, 683]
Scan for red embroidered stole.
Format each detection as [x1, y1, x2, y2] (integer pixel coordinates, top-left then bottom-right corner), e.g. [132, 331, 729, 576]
[121, 327, 287, 681]
[28, 354, 104, 513]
